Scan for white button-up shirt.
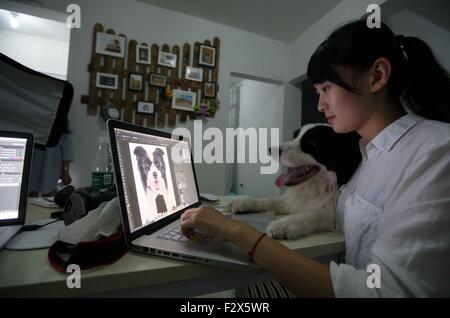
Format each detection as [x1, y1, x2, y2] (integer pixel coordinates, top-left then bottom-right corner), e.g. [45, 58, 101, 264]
[330, 113, 450, 297]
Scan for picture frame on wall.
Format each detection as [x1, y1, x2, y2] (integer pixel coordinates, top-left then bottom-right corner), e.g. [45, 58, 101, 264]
[199, 44, 216, 67]
[96, 72, 118, 90]
[204, 82, 216, 98]
[136, 44, 151, 64]
[136, 101, 155, 115]
[129, 73, 143, 92]
[185, 66, 203, 82]
[171, 89, 197, 112]
[158, 51, 177, 68]
[95, 32, 126, 58]
[149, 73, 167, 88]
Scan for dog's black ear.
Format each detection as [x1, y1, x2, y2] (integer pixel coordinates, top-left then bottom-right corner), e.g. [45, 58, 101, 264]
[300, 126, 361, 186]
[134, 146, 147, 157]
[133, 146, 150, 193]
[154, 147, 165, 156]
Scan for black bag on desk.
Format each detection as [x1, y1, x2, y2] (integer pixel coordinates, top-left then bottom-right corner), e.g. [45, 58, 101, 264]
[54, 185, 117, 225]
[48, 227, 129, 273]
[48, 187, 127, 272]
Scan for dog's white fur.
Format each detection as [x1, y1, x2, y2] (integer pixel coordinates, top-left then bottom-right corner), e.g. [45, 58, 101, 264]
[145, 163, 176, 215]
[229, 124, 339, 239]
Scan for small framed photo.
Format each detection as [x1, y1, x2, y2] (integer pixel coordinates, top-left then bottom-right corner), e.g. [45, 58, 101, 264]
[136, 45, 151, 64]
[149, 73, 167, 88]
[199, 44, 216, 68]
[158, 51, 177, 68]
[185, 66, 203, 82]
[136, 101, 155, 115]
[172, 89, 197, 112]
[95, 32, 126, 58]
[129, 73, 143, 92]
[96, 72, 118, 90]
[204, 82, 216, 98]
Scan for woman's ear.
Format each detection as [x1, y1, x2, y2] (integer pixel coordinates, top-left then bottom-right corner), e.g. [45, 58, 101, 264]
[369, 57, 391, 93]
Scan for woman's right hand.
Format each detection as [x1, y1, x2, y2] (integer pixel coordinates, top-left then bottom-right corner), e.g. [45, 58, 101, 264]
[180, 205, 239, 241]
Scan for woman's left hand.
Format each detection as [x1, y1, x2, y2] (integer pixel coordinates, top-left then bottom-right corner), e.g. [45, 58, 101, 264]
[60, 170, 72, 185]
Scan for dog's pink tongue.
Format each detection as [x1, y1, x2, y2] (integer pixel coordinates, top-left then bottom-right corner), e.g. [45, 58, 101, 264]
[275, 173, 289, 188]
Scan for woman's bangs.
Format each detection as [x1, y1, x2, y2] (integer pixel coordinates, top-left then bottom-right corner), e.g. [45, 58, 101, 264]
[307, 44, 352, 90]
[308, 47, 332, 84]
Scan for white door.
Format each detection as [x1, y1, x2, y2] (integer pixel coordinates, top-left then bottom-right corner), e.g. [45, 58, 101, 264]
[232, 79, 283, 198]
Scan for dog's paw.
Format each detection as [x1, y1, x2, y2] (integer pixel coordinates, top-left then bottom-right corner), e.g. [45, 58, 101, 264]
[228, 198, 260, 214]
[267, 218, 307, 239]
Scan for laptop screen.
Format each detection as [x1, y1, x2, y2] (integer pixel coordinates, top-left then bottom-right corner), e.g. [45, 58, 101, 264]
[113, 127, 199, 234]
[0, 136, 28, 220]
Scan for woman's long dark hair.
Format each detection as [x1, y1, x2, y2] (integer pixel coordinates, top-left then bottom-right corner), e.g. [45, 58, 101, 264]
[307, 19, 450, 123]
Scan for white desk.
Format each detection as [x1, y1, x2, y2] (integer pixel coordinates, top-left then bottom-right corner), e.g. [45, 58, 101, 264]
[0, 196, 344, 297]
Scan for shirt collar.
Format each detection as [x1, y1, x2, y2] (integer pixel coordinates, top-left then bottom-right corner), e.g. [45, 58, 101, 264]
[368, 112, 424, 153]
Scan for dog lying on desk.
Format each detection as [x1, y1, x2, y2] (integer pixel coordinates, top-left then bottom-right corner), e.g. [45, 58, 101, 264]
[229, 124, 361, 239]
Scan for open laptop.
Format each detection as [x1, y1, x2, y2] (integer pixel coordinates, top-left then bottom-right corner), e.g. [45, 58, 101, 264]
[0, 131, 33, 249]
[108, 120, 270, 270]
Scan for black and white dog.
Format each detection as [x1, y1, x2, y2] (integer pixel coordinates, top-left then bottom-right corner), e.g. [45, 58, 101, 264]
[229, 124, 361, 239]
[134, 146, 176, 214]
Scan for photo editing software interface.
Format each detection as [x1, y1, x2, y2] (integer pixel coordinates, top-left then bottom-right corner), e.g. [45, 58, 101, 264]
[114, 128, 199, 233]
[0, 137, 27, 220]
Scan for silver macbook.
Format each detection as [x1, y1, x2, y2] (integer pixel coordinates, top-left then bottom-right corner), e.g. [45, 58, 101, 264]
[108, 120, 268, 271]
[0, 131, 33, 249]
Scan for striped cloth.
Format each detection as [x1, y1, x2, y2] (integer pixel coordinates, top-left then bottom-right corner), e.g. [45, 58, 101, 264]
[236, 280, 296, 298]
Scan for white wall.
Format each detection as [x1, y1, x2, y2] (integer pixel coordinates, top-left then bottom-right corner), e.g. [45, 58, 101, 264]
[7, 0, 290, 195]
[233, 79, 283, 198]
[386, 9, 450, 71]
[0, 30, 69, 79]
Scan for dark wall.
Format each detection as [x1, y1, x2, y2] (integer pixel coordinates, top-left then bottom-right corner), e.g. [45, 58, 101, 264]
[301, 80, 327, 125]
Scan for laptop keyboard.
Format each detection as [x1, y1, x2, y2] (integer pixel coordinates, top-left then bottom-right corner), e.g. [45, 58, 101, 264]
[158, 225, 188, 242]
[158, 224, 213, 246]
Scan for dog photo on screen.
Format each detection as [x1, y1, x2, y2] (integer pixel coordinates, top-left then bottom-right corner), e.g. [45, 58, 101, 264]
[130, 143, 177, 225]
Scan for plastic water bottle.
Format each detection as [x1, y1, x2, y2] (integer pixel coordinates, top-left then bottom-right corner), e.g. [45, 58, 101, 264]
[91, 137, 114, 192]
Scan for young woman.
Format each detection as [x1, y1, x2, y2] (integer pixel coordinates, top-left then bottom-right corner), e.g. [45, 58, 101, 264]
[181, 19, 450, 297]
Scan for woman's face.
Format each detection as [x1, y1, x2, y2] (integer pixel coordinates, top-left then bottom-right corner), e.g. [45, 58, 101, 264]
[314, 76, 373, 134]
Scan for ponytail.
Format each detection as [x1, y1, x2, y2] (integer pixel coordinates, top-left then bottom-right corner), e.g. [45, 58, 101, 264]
[400, 36, 450, 123]
[307, 19, 450, 123]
